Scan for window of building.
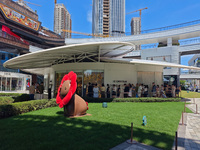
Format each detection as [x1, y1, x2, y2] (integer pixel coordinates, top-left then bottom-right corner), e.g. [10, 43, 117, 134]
[8, 54, 13, 59]
[0, 53, 5, 60]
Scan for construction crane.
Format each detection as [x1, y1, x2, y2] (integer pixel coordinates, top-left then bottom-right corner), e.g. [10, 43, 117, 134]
[126, 7, 148, 18]
[62, 30, 110, 38]
[17, 0, 41, 7]
[25, 1, 41, 7]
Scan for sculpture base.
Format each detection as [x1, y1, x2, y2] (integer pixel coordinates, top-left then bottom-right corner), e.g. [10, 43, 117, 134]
[67, 113, 92, 118]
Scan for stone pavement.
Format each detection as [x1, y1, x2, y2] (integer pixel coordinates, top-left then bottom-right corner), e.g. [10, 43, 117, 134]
[172, 98, 200, 150]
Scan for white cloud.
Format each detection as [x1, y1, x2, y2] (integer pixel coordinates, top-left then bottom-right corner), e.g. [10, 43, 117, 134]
[87, 10, 92, 23]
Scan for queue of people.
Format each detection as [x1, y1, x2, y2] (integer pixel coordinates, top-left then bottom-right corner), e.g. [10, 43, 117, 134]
[86, 82, 181, 98]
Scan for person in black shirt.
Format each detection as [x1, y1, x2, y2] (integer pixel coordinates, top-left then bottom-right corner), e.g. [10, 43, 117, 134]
[87, 82, 93, 97]
[106, 84, 110, 98]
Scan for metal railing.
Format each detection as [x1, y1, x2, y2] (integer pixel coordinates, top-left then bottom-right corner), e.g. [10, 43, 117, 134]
[180, 37, 200, 45]
[0, 30, 29, 46]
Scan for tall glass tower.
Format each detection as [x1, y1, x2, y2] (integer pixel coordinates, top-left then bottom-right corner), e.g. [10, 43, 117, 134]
[92, 0, 125, 37]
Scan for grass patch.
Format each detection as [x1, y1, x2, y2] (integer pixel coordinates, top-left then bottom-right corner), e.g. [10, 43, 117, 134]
[0, 102, 187, 150]
[180, 90, 200, 98]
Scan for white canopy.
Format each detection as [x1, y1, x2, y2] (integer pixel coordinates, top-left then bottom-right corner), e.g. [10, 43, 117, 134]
[4, 41, 134, 69]
[3, 41, 200, 71]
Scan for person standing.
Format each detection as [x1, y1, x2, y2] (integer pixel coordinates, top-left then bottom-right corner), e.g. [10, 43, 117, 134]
[124, 84, 129, 98]
[38, 82, 44, 99]
[112, 84, 117, 98]
[128, 84, 132, 97]
[88, 82, 93, 97]
[117, 85, 121, 98]
[93, 83, 99, 98]
[196, 84, 198, 92]
[172, 85, 176, 97]
[132, 84, 136, 97]
[156, 85, 160, 97]
[29, 82, 35, 100]
[100, 83, 106, 98]
[152, 82, 156, 97]
[138, 84, 142, 97]
[106, 84, 110, 98]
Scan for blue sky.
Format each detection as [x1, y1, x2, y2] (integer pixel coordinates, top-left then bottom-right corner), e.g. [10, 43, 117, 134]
[20, 0, 200, 66]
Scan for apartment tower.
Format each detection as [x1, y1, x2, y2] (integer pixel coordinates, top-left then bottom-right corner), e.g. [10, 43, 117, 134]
[54, 3, 71, 38]
[92, 0, 125, 37]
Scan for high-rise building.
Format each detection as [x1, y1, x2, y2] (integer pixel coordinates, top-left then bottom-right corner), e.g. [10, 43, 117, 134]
[54, 3, 71, 38]
[131, 17, 141, 35]
[131, 17, 141, 50]
[92, 0, 125, 37]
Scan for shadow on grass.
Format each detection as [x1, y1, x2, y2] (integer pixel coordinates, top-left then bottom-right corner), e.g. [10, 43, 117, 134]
[0, 112, 176, 150]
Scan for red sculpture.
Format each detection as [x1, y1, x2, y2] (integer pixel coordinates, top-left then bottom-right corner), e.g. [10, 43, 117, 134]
[56, 71, 89, 117]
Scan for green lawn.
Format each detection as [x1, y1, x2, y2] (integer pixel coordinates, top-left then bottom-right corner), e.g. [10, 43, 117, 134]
[181, 90, 200, 98]
[0, 102, 191, 150]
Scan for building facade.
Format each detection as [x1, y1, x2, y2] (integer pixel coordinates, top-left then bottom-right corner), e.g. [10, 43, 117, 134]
[92, 0, 125, 37]
[54, 3, 72, 38]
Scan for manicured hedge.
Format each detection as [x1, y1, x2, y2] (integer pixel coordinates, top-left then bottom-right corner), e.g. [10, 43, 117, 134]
[0, 99, 57, 119]
[84, 97, 182, 103]
[0, 97, 14, 105]
[13, 94, 30, 102]
[0, 93, 23, 97]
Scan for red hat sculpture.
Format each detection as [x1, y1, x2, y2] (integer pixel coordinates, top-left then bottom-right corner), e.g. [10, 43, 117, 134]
[56, 71, 89, 117]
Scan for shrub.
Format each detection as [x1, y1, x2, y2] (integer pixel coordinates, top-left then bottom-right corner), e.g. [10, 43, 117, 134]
[0, 99, 57, 119]
[0, 97, 14, 105]
[0, 93, 23, 97]
[84, 97, 181, 103]
[13, 94, 30, 103]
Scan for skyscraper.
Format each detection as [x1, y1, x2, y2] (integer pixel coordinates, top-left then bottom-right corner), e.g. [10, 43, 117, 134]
[54, 3, 72, 38]
[131, 17, 141, 50]
[131, 17, 141, 35]
[92, 0, 125, 37]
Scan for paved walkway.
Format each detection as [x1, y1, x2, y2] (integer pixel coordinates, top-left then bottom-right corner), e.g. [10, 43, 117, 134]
[111, 98, 200, 150]
[172, 98, 200, 150]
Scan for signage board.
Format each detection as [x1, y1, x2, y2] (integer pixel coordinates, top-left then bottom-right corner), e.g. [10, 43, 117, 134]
[0, 3, 41, 32]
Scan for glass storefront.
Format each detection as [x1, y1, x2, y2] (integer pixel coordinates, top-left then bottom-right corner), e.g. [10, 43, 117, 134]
[0, 73, 31, 92]
[55, 70, 104, 97]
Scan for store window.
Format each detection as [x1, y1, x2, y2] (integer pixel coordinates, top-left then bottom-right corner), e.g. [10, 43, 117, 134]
[55, 70, 104, 97]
